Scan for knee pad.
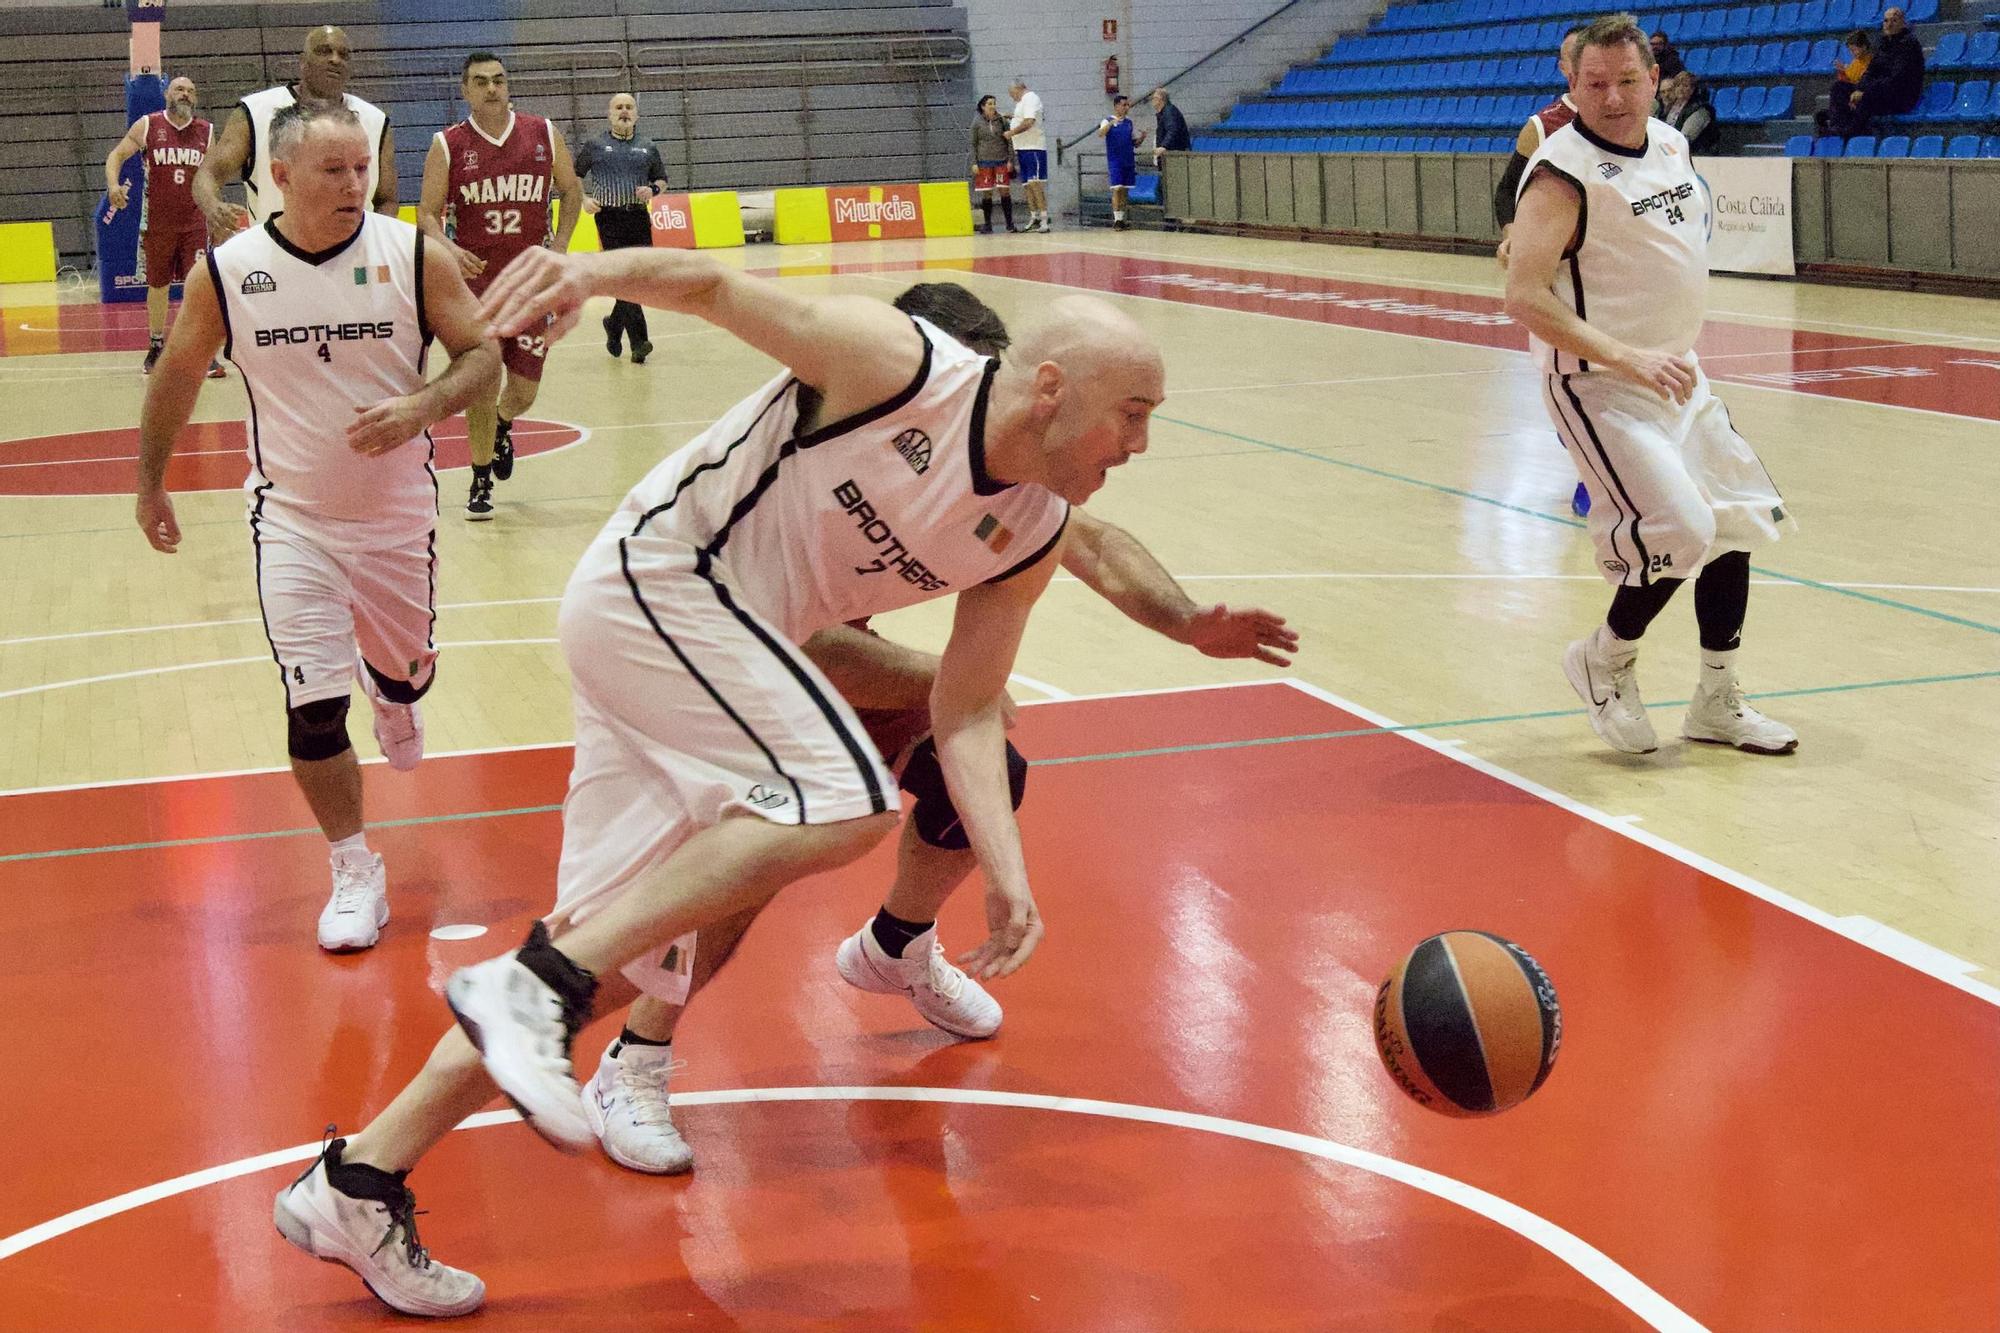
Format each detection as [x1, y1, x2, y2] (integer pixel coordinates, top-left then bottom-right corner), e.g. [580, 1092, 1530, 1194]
[287, 695, 353, 762]
[900, 736, 1028, 850]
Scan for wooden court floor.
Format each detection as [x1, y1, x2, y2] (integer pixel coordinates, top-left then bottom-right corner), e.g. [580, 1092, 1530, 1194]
[1, 229, 1996, 1328]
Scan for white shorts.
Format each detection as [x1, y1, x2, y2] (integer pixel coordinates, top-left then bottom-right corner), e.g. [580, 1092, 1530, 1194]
[1543, 365, 1796, 588]
[548, 529, 896, 1005]
[251, 522, 437, 707]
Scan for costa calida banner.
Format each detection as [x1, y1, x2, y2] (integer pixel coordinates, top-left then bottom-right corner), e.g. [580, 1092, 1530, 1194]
[1694, 156, 1795, 277]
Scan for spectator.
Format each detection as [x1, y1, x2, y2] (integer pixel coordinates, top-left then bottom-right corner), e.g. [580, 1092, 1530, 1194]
[1816, 29, 1874, 135]
[1828, 7, 1924, 135]
[1649, 31, 1686, 80]
[1096, 94, 1146, 230]
[1005, 77, 1050, 232]
[971, 95, 1019, 233]
[1149, 87, 1192, 167]
[1658, 71, 1720, 153]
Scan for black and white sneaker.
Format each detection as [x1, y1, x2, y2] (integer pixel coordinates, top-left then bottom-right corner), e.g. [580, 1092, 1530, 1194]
[141, 340, 163, 375]
[446, 922, 598, 1151]
[465, 470, 494, 521]
[491, 420, 515, 482]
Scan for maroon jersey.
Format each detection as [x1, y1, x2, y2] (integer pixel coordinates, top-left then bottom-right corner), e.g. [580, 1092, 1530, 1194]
[1513, 94, 1577, 157]
[139, 112, 211, 236]
[440, 112, 556, 292]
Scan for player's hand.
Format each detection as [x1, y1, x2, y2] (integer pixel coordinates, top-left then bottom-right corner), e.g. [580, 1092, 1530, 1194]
[136, 489, 181, 554]
[479, 247, 588, 340]
[1615, 348, 1698, 404]
[1495, 226, 1514, 269]
[454, 242, 486, 280]
[347, 396, 428, 457]
[201, 200, 252, 238]
[960, 877, 1042, 980]
[107, 183, 130, 213]
[635, 185, 655, 203]
[1180, 604, 1298, 667]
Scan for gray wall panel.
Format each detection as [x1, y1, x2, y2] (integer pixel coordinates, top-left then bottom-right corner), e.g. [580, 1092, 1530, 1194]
[1886, 165, 1951, 272]
[1825, 163, 1887, 266]
[1212, 155, 1239, 223]
[1383, 155, 1418, 234]
[1292, 155, 1322, 229]
[1321, 154, 1356, 230]
[1266, 156, 1298, 227]
[1417, 154, 1455, 238]
[1950, 166, 2000, 276]
[1238, 154, 1269, 223]
[1353, 155, 1386, 230]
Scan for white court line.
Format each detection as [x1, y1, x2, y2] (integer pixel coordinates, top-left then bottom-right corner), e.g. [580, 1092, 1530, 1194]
[1279, 677, 2000, 1010]
[0, 1087, 1704, 1332]
[9, 575, 1998, 650]
[1006, 673, 1073, 700]
[0, 446, 240, 470]
[1052, 240, 2000, 345]
[0, 637, 557, 703]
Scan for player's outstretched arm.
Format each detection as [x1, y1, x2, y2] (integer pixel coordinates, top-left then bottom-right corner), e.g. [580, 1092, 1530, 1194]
[479, 247, 923, 416]
[135, 264, 227, 553]
[191, 107, 253, 237]
[1504, 171, 1695, 403]
[1060, 510, 1297, 665]
[930, 529, 1068, 980]
[103, 119, 147, 212]
[346, 237, 500, 456]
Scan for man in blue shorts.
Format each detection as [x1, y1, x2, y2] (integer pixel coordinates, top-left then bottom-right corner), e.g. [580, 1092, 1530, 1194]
[1096, 95, 1146, 231]
[1005, 77, 1050, 232]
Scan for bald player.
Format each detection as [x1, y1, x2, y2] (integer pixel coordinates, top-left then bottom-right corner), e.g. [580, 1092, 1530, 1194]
[272, 247, 1167, 1318]
[104, 75, 224, 378]
[193, 25, 396, 236]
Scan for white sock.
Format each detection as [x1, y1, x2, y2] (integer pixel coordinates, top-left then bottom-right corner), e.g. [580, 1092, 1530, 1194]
[329, 832, 371, 864]
[1594, 623, 1640, 664]
[1699, 647, 1738, 679]
[1114, 210, 1126, 221]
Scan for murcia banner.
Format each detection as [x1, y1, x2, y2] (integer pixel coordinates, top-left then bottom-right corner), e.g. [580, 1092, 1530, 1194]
[1694, 155, 1795, 277]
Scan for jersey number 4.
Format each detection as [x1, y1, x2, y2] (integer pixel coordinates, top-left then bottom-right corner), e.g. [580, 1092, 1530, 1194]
[316, 344, 331, 363]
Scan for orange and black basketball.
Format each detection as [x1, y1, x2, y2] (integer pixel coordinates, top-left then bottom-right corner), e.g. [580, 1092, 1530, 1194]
[1374, 931, 1562, 1117]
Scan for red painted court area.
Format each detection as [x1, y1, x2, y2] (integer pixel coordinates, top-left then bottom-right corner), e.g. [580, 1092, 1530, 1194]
[0, 683, 1993, 1329]
[0, 417, 582, 496]
[790, 252, 2000, 423]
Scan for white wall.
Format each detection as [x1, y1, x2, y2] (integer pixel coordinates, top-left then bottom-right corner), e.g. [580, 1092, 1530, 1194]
[961, 0, 1373, 217]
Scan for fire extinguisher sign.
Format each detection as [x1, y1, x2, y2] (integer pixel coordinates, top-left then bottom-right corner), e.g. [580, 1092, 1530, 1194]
[1102, 18, 1117, 40]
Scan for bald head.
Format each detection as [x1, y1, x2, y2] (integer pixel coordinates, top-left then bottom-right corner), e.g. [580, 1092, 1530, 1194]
[300, 25, 352, 99]
[1008, 296, 1164, 503]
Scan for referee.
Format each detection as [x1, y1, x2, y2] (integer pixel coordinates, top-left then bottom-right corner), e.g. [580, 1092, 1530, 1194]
[574, 92, 667, 364]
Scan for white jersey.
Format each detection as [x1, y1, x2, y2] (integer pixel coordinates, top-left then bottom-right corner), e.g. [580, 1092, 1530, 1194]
[239, 85, 389, 223]
[207, 213, 436, 551]
[612, 317, 1070, 643]
[1009, 91, 1047, 151]
[1517, 117, 1709, 375]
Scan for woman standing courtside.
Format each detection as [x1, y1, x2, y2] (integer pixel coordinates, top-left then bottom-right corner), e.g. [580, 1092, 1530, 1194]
[971, 96, 1019, 234]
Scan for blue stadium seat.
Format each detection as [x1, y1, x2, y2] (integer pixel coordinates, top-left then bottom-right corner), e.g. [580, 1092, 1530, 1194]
[1983, 136, 2000, 157]
[1362, 134, 1386, 150]
[1903, 0, 1935, 21]
[1768, 84, 1797, 117]
[1783, 133, 1815, 155]
[1686, 46, 1713, 75]
[1807, 38, 1839, 71]
[1933, 32, 1968, 68]
[1738, 86, 1772, 120]
[1130, 173, 1161, 203]
[1782, 40, 1812, 73]
[1966, 31, 2000, 69]
[1698, 9, 1730, 40]
[1712, 85, 1742, 118]
[1907, 82, 1957, 120]
[1824, 0, 1857, 28]
[1754, 41, 1787, 75]
[1771, 3, 1801, 35]
[1414, 135, 1438, 151]
[1946, 134, 1980, 157]
[1796, 0, 1828, 33]
[1725, 8, 1754, 38]
[1844, 134, 1877, 155]
[1876, 134, 1910, 156]
[1746, 6, 1775, 37]
[1909, 133, 1945, 157]
[1812, 134, 1844, 155]
[1951, 80, 1990, 119]
[1393, 134, 1419, 151]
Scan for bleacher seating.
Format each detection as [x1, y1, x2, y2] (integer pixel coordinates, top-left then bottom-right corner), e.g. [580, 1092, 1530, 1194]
[1198, 0, 2000, 160]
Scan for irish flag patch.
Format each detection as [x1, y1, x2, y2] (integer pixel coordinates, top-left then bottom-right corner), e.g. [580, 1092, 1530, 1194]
[352, 264, 391, 286]
[974, 514, 1013, 553]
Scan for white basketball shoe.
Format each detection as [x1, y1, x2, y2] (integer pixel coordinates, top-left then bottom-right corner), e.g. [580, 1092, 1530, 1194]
[1683, 668, 1799, 755]
[318, 851, 388, 952]
[445, 926, 595, 1151]
[581, 1040, 694, 1175]
[273, 1140, 484, 1318]
[356, 657, 424, 771]
[1562, 628, 1659, 754]
[834, 922, 1002, 1039]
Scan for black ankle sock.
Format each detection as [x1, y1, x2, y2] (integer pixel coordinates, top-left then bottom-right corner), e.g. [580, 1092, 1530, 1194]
[472, 463, 491, 482]
[496, 416, 513, 439]
[869, 907, 933, 959]
[1000, 195, 1015, 226]
[515, 921, 598, 1030]
[611, 1026, 672, 1057]
[323, 1139, 410, 1203]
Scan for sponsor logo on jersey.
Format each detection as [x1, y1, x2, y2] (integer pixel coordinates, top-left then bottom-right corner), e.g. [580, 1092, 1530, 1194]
[533, 141, 547, 163]
[149, 145, 205, 168]
[461, 148, 479, 172]
[745, 784, 789, 810]
[973, 513, 1013, 554]
[1596, 161, 1622, 179]
[252, 321, 397, 346]
[240, 270, 277, 294]
[1603, 558, 1629, 575]
[832, 480, 949, 591]
[457, 174, 549, 206]
[891, 427, 932, 475]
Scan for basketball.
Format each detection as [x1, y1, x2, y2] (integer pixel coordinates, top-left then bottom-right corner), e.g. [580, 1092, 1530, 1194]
[1374, 931, 1562, 1117]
